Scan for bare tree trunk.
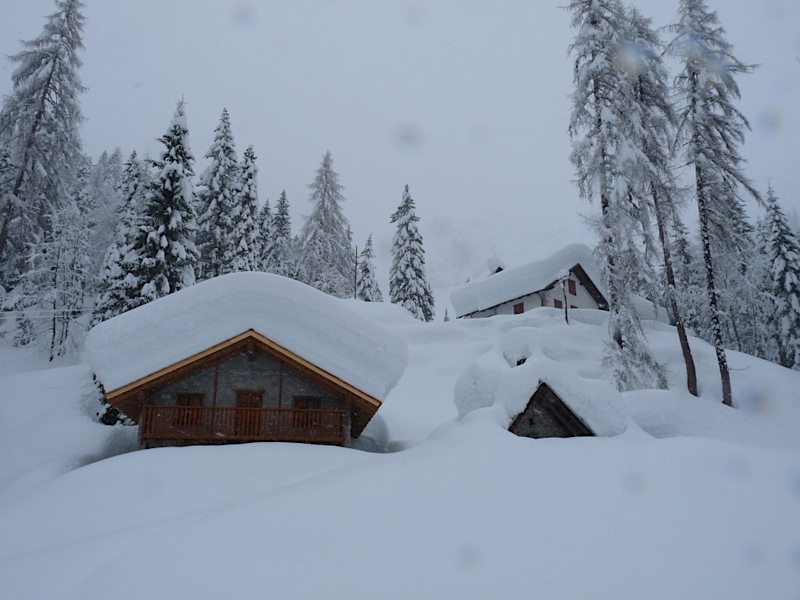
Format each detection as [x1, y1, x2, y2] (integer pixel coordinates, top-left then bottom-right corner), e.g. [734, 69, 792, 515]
[652, 185, 698, 396]
[696, 167, 733, 406]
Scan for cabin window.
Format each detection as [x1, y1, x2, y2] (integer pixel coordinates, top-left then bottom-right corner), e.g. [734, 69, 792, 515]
[513, 302, 524, 314]
[236, 389, 264, 408]
[568, 279, 577, 296]
[177, 393, 203, 407]
[570, 305, 578, 310]
[294, 396, 322, 409]
[554, 299, 563, 309]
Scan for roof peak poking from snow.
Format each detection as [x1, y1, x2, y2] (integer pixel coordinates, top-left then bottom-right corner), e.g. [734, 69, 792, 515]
[85, 272, 408, 401]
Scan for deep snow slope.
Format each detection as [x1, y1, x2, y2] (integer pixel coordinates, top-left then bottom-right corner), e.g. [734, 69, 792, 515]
[1, 301, 800, 599]
[0, 418, 798, 600]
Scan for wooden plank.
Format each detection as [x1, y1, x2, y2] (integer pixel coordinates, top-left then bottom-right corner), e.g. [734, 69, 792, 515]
[139, 405, 348, 446]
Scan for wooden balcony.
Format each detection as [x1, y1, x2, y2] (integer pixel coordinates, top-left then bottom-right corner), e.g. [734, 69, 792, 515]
[140, 405, 349, 447]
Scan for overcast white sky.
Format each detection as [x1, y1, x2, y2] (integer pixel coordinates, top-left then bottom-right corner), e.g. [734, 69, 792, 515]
[2, 1, 798, 291]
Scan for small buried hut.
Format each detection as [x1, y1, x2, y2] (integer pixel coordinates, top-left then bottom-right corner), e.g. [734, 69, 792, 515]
[86, 273, 408, 449]
[508, 382, 595, 439]
[454, 327, 628, 439]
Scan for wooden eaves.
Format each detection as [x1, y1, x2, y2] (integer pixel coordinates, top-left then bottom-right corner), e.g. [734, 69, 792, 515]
[103, 329, 382, 438]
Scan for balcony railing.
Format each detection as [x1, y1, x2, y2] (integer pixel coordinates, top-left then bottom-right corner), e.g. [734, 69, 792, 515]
[140, 405, 348, 446]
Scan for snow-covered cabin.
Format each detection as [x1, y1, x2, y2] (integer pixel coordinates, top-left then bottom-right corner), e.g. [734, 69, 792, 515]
[450, 244, 608, 319]
[85, 273, 408, 449]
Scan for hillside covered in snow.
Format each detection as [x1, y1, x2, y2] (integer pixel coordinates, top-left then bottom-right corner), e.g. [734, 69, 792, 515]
[1, 298, 799, 599]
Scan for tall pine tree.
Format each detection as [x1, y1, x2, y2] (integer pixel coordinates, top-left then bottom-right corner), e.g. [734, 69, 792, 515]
[389, 185, 434, 322]
[196, 108, 239, 279]
[625, 7, 698, 395]
[568, 0, 667, 391]
[92, 150, 150, 322]
[227, 145, 260, 272]
[298, 151, 354, 297]
[0, 0, 87, 287]
[761, 186, 800, 370]
[135, 101, 199, 303]
[673, 0, 759, 405]
[264, 190, 294, 277]
[356, 235, 383, 302]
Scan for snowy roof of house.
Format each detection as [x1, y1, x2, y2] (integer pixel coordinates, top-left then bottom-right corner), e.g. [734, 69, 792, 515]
[85, 272, 408, 402]
[450, 244, 607, 318]
[453, 326, 628, 437]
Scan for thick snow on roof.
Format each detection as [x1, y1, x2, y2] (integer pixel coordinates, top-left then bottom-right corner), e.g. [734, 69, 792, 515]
[450, 243, 606, 317]
[85, 273, 408, 401]
[454, 326, 628, 437]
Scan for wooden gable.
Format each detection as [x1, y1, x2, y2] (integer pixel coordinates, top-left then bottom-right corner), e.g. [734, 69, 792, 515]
[103, 329, 381, 438]
[508, 382, 595, 439]
[569, 264, 608, 310]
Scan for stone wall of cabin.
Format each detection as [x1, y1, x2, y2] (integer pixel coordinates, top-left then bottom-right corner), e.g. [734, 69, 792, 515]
[151, 352, 343, 409]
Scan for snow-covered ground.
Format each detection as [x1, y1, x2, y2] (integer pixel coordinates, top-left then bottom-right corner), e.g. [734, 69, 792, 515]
[1, 299, 799, 599]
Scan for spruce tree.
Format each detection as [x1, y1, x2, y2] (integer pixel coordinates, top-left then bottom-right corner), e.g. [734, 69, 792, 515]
[87, 148, 125, 273]
[227, 145, 260, 272]
[196, 108, 239, 279]
[0, 0, 87, 287]
[265, 190, 294, 277]
[568, 0, 667, 391]
[257, 197, 272, 271]
[672, 0, 760, 405]
[356, 235, 383, 302]
[298, 151, 354, 297]
[92, 151, 149, 322]
[762, 186, 800, 370]
[389, 185, 434, 322]
[135, 101, 199, 302]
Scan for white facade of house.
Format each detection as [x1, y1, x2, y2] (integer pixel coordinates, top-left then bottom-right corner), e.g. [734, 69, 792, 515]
[450, 244, 608, 319]
[465, 272, 603, 318]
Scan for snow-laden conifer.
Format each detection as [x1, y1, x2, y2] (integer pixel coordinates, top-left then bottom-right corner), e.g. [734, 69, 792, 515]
[8, 165, 94, 360]
[623, 7, 698, 395]
[264, 190, 295, 277]
[87, 148, 125, 273]
[196, 108, 239, 279]
[92, 151, 149, 323]
[297, 151, 355, 297]
[761, 186, 800, 370]
[0, 0, 87, 286]
[356, 235, 383, 302]
[227, 145, 260, 272]
[568, 0, 667, 391]
[672, 0, 760, 405]
[135, 101, 199, 302]
[389, 185, 434, 322]
[257, 198, 272, 271]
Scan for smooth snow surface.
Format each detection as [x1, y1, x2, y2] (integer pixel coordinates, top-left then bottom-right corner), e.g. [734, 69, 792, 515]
[85, 272, 408, 401]
[450, 243, 604, 317]
[3, 298, 800, 599]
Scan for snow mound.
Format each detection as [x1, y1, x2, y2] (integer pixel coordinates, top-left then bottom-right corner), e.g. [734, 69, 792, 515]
[85, 273, 408, 401]
[454, 326, 627, 436]
[451, 243, 605, 317]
